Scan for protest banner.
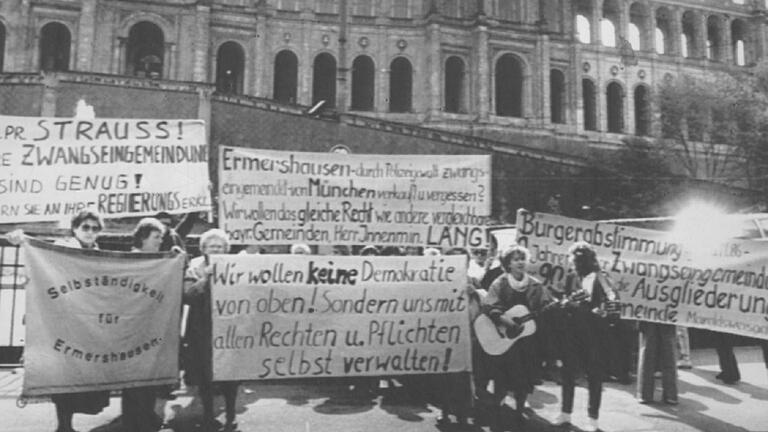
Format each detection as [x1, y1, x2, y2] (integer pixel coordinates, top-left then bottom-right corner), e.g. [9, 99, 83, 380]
[218, 146, 491, 248]
[516, 209, 768, 339]
[209, 254, 472, 381]
[21, 238, 184, 395]
[0, 115, 211, 223]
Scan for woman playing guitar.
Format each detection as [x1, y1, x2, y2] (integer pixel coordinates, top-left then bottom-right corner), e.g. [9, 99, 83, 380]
[480, 245, 552, 432]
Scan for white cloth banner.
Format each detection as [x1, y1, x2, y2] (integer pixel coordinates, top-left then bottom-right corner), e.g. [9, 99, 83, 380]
[218, 146, 491, 247]
[0, 115, 211, 223]
[22, 238, 184, 395]
[210, 254, 472, 381]
[516, 209, 768, 340]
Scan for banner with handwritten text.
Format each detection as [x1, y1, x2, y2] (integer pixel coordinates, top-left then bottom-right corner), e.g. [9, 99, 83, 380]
[516, 209, 768, 339]
[218, 146, 491, 247]
[22, 238, 184, 395]
[210, 254, 472, 381]
[0, 115, 211, 223]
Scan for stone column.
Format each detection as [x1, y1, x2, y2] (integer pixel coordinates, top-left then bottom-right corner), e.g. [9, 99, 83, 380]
[300, 19, 312, 105]
[474, 24, 490, 121]
[570, 43, 581, 127]
[590, 0, 602, 45]
[722, 17, 733, 64]
[537, 34, 550, 126]
[670, 7, 682, 56]
[749, 16, 767, 63]
[649, 9, 657, 55]
[618, 3, 629, 47]
[697, 13, 708, 59]
[111, 37, 125, 75]
[427, 22, 442, 117]
[164, 42, 176, 80]
[193, 5, 211, 82]
[76, 0, 96, 71]
[254, 14, 268, 96]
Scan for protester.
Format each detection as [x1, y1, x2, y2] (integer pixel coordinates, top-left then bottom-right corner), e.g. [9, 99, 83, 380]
[637, 322, 678, 405]
[184, 229, 240, 431]
[436, 247, 486, 426]
[480, 236, 503, 290]
[713, 331, 741, 384]
[5, 210, 111, 432]
[552, 241, 619, 432]
[155, 211, 197, 252]
[122, 217, 169, 432]
[482, 245, 550, 432]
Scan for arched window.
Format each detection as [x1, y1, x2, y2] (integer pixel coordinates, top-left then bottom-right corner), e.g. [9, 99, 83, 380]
[444, 56, 465, 113]
[682, 11, 696, 58]
[215, 42, 245, 94]
[495, 54, 524, 117]
[0, 23, 6, 72]
[655, 28, 666, 54]
[351, 55, 374, 111]
[582, 79, 597, 131]
[313, 53, 337, 109]
[628, 24, 641, 50]
[575, 0, 592, 43]
[273, 50, 298, 103]
[126, 22, 164, 78]
[634, 85, 650, 136]
[39, 22, 71, 71]
[389, 57, 412, 112]
[550, 69, 566, 124]
[707, 15, 722, 61]
[576, 15, 591, 43]
[655, 7, 672, 55]
[732, 19, 748, 66]
[601, 19, 616, 47]
[607, 82, 624, 133]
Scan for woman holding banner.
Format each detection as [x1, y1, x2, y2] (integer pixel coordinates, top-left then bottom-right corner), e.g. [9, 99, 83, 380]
[481, 245, 550, 432]
[184, 228, 240, 432]
[122, 217, 170, 432]
[5, 210, 111, 432]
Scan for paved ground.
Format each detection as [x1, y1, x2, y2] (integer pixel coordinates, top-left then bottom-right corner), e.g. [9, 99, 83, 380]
[1, 347, 767, 432]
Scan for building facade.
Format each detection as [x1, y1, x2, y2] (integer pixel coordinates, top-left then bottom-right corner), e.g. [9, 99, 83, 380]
[1, 0, 766, 154]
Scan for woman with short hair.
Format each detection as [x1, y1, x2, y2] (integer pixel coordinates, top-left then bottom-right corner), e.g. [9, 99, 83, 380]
[5, 210, 111, 432]
[121, 217, 169, 432]
[481, 245, 550, 432]
[184, 229, 240, 431]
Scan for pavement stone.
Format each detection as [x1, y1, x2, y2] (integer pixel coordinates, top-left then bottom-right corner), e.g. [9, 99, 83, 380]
[0, 346, 766, 432]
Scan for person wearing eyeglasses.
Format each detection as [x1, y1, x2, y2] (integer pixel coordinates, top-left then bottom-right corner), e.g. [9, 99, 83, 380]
[5, 209, 111, 432]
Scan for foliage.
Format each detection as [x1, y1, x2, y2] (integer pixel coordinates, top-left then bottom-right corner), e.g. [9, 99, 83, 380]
[584, 137, 682, 219]
[655, 69, 768, 190]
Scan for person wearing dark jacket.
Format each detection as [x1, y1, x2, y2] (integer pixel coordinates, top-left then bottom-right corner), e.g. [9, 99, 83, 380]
[551, 241, 619, 432]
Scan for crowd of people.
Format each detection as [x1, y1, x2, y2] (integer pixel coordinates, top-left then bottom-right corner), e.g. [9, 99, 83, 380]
[5, 209, 768, 432]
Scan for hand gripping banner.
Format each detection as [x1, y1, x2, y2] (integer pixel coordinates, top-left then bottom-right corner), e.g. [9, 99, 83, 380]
[21, 238, 185, 395]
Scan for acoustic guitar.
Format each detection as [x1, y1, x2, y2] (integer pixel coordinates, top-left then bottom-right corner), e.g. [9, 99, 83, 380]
[474, 290, 590, 356]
